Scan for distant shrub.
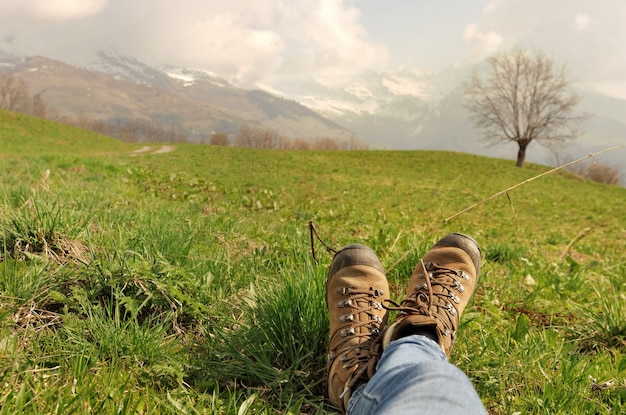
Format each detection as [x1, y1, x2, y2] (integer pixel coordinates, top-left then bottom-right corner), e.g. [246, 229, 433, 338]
[234, 126, 281, 149]
[210, 132, 230, 146]
[566, 160, 622, 186]
[585, 162, 621, 186]
[551, 152, 622, 186]
[232, 125, 369, 151]
[287, 139, 311, 150]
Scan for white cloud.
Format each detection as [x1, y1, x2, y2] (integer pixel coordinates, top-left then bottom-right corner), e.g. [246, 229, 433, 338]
[0, 0, 108, 22]
[275, 0, 388, 84]
[0, 0, 387, 87]
[2, 0, 624, 100]
[167, 0, 387, 85]
[466, 0, 626, 98]
[463, 23, 503, 59]
[574, 13, 590, 31]
[175, 12, 285, 84]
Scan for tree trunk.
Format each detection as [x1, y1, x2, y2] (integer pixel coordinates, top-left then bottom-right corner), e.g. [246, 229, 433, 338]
[516, 140, 529, 167]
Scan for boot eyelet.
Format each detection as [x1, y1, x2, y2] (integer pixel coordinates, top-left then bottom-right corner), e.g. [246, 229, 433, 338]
[339, 314, 354, 323]
[371, 301, 383, 310]
[340, 328, 355, 337]
[446, 302, 457, 316]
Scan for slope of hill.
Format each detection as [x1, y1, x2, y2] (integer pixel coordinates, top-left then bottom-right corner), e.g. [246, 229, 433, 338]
[1, 113, 625, 414]
[0, 109, 129, 155]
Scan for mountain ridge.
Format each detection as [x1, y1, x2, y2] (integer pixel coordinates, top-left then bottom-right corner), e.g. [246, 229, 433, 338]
[0, 50, 353, 142]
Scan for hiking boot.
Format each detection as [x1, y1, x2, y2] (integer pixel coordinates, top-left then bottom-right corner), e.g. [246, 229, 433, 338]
[326, 244, 390, 412]
[382, 233, 481, 357]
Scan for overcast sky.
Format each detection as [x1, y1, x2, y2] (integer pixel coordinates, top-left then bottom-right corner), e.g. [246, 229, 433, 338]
[1, 0, 625, 99]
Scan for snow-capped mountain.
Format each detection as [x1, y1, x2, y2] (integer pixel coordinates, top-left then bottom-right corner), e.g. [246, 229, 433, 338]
[91, 49, 173, 88]
[0, 49, 353, 141]
[91, 49, 234, 91]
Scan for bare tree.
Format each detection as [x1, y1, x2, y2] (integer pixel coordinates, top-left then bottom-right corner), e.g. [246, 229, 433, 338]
[289, 139, 311, 150]
[0, 72, 30, 113]
[234, 126, 283, 149]
[234, 126, 256, 148]
[465, 47, 587, 167]
[0, 72, 50, 118]
[343, 135, 370, 150]
[315, 138, 340, 150]
[31, 94, 47, 118]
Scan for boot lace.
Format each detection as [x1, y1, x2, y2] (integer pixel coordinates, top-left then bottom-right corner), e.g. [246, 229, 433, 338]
[387, 260, 469, 338]
[333, 286, 386, 399]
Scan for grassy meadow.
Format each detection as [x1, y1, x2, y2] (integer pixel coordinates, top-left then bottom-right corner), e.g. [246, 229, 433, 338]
[1, 109, 625, 414]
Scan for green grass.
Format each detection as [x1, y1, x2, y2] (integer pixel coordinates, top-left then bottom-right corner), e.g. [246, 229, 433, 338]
[1, 109, 625, 413]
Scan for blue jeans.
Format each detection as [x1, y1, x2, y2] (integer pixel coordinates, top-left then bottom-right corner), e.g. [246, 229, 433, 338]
[346, 335, 487, 415]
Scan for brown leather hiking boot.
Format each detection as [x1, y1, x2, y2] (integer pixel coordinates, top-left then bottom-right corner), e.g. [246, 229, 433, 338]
[326, 244, 390, 412]
[382, 233, 481, 357]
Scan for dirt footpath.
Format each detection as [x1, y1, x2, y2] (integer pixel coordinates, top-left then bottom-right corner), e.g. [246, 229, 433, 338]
[128, 145, 175, 156]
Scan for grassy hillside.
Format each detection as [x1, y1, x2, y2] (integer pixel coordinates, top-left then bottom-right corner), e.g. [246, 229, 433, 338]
[1, 110, 625, 414]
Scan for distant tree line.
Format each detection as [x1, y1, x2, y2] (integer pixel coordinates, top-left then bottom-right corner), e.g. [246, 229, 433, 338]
[59, 114, 188, 143]
[211, 126, 369, 150]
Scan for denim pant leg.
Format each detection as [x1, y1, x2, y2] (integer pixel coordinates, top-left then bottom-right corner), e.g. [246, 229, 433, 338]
[346, 334, 487, 415]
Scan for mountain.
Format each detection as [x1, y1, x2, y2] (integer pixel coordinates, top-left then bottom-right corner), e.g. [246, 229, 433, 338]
[0, 50, 353, 142]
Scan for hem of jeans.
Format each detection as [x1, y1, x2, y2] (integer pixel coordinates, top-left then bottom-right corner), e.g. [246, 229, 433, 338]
[386, 334, 447, 361]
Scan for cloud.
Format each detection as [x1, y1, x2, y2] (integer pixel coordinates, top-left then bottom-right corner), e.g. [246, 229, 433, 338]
[574, 13, 590, 31]
[167, 0, 387, 85]
[463, 23, 502, 59]
[0, 0, 108, 22]
[466, 0, 626, 98]
[174, 12, 285, 84]
[0, 0, 387, 87]
[276, 0, 388, 84]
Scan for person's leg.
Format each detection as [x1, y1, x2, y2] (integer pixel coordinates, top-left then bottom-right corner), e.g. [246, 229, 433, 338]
[347, 334, 486, 414]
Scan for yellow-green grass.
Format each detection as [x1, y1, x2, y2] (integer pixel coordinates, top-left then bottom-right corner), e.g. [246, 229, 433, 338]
[1, 110, 625, 414]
